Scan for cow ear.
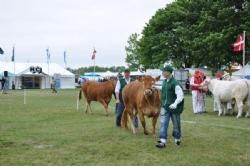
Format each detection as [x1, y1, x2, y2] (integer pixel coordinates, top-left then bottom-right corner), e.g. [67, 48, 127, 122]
[155, 75, 161, 81]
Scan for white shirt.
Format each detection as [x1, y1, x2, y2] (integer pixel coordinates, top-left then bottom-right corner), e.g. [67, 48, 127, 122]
[174, 85, 184, 105]
[115, 78, 131, 93]
[165, 78, 184, 105]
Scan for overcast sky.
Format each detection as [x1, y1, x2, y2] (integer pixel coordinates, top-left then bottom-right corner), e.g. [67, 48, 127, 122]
[0, 0, 173, 69]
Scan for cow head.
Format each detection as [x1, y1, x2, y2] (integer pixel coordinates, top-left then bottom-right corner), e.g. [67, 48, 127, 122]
[143, 75, 161, 96]
[203, 77, 213, 92]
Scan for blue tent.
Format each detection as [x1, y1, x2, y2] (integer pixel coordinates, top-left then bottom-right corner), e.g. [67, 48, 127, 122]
[83, 72, 100, 77]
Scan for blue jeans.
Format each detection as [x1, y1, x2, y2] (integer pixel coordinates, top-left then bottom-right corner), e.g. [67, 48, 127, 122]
[116, 102, 138, 128]
[159, 107, 181, 141]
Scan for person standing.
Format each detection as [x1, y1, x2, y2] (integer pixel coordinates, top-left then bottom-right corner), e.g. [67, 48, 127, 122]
[115, 69, 138, 128]
[1, 76, 8, 94]
[156, 65, 184, 148]
[190, 70, 206, 114]
[51, 78, 57, 93]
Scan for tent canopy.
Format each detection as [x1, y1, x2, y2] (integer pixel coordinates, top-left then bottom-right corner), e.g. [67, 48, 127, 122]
[83, 72, 100, 77]
[232, 65, 250, 79]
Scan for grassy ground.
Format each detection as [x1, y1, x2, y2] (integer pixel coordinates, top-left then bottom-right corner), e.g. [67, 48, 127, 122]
[0, 89, 249, 166]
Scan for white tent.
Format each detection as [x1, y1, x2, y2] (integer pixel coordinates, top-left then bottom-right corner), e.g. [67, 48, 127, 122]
[0, 61, 75, 89]
[232, 65, 250, 79]
[129, 70, 145, 76]
[99, 70, 117, 77]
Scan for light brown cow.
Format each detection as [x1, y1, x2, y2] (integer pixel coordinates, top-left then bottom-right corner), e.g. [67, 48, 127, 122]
[121, 75, 161, 135]
[79, 79, 116, 115]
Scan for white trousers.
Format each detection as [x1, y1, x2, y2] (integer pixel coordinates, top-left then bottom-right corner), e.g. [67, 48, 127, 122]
[192, 90, 206, 113]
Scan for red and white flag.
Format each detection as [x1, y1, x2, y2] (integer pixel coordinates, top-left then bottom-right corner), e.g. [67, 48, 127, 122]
[233, 34, 244, 52]
[91, 49, 96, 60]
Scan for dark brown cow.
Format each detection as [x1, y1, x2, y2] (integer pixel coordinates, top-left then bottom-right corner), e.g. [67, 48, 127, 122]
[79, 79, 116, 115]
[121, 75, 161, 135]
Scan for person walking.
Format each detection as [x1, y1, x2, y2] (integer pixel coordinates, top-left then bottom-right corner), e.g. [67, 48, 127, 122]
[156, 65, 184, 148]
[115, 69, 138, 128]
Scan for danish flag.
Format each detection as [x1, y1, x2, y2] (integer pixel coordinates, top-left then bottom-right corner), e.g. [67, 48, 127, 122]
[233, 34, 244, 52]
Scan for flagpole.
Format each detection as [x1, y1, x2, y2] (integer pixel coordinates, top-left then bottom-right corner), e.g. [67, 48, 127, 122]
[93, 48, 96, 73]
[46, 48, 50, 88]
[93, 59, 95, 73]
[13, 45, 16, 88]
[243, 31, 246, 67]
[64, 50, 67, 69]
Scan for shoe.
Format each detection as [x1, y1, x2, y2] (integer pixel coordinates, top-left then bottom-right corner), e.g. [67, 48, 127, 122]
[156, 142, 166, 148]
[175, 139, 181, 146]
[157, 140, 161, 143]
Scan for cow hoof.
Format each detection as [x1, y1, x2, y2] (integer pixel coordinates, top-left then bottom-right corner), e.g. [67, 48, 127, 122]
[237, 115, 241, 118]
[144, 131, 149, 135]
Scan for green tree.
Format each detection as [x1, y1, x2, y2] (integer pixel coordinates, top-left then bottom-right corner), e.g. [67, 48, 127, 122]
[138, 0, 250, 69]
[125, 33, 140, 70]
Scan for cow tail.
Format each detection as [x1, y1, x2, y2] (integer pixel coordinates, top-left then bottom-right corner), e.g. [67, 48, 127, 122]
[113, 91, 116, 100]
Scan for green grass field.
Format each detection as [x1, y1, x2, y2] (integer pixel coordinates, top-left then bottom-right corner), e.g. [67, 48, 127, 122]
[0, 89, 249, 166]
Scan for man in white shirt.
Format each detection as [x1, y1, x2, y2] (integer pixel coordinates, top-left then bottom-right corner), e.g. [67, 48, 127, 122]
[115, 69, 138, 127]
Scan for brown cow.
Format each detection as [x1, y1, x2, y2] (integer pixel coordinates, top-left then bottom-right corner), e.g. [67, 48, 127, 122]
[121, 75, 161, 135]
[79, 79, 116, 115]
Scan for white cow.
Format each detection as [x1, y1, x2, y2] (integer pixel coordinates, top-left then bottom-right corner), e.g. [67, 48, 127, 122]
[205, 79, 250, 118]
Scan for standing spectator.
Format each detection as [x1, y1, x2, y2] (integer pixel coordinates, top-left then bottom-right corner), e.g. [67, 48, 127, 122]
[115, 69, 138, 128]
[51, 78, 57, 93]
[1, 76, 4, 89]
[12, 81, 15, 90]
[185, 78, 190, 93]
[2, 76, 8, 94]
[156, 65, 184, 148]
[190, 70, 206, 114]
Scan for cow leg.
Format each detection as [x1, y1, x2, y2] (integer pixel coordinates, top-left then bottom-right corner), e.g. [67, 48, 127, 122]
[127, 110, 136, 134]
[227, 102, 233, 115]
[85, 101, 89, 113]
[246, 108, 250, 118]
[85, 101, 92, 113]
[236, 99, 244, 118]
[245, 101, 250, 118]
[121, 107, 128, 129]
[98, 99, 109, 115]
[138, 110, 148, 135]
[231, 101, 236, 115]
[215, 97, 222, 116]
[85, 104, 89, 113]
[152, 115, 159, 135]
[222, 103, 227, 116]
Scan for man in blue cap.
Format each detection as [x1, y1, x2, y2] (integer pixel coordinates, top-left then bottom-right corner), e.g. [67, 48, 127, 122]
[156, 65, 184, 148]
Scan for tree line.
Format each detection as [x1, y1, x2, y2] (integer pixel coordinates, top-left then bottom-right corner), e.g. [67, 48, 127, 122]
[68, 66, 126, 75]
